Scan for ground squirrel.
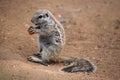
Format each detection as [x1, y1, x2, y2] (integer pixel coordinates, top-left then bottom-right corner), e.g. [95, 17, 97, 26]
[27, 9, 95, 72]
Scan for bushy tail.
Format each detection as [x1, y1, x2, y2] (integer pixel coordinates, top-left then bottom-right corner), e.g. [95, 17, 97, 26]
[61, 58, 95, 73]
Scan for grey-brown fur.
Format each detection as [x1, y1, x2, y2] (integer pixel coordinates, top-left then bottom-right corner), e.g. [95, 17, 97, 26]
[27, 9, 95, 72]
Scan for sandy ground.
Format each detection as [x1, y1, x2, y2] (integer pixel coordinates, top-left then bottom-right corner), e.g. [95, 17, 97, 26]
[0, 0, 120, 80]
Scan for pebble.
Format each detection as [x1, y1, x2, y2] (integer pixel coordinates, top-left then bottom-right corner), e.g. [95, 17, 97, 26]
[25, 24, 29, 28]
[58, 8, 81, 24]
[94, 45, 99, 49]
[58, 14, 66, 23]
[73, 8, 81, 12]
[59, 19, 66, 23]
[86, 5, 91, 10]
[58, 14, 64, 19]
[59, 4, 64, 9]
[31, 37, 35, 41]
[12, 65, 16, 68]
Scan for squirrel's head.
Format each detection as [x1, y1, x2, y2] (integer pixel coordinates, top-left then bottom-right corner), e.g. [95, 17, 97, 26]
[31, 9, 51, 25]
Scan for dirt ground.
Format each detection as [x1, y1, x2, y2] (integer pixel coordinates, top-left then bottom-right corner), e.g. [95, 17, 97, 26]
[0, 0, 120, 80]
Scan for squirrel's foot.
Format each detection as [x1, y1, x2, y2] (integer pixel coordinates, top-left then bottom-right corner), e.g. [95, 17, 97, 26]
[27, 56, 48, 66]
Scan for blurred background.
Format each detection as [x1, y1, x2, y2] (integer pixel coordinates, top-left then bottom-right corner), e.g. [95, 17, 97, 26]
[0, 0, 120, 80]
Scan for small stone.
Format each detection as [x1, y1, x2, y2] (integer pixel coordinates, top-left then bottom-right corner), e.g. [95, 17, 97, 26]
[31, 37, 35, 41]
[85, 5, 92, 11]
[59, 4, 64, 9]
[59, 20, 66, 23]
[86, 5, 91, 9]
[58, 14, 64, 19]
[94, 45, 106, 49]
[73, 8, 81, 12]
[12, 65, 16, 68]
[25, 24, 29, 28]
[94, 45, 99, 49]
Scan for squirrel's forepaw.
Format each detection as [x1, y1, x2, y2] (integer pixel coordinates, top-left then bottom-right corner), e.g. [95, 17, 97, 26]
[27, 56, 35, 61]
[27, 26, 35, 35]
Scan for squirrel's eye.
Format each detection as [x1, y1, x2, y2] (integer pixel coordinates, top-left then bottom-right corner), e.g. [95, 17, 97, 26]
[38, 15, 43, 18]
[46, 14, 49, 17]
